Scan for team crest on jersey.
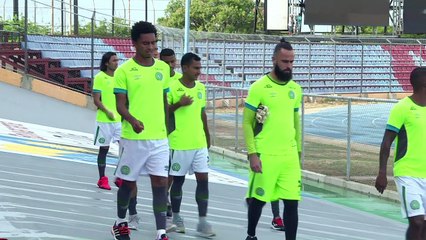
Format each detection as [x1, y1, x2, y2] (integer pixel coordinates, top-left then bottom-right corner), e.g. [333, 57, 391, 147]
[155, 72, 163, 81]
[288, 90, 295, 99]
[411, 200, 420, 210]
[255, 187, 265, 196]
[198, 92, 202, 99]
[120, 166, 130, 175]
[172, 163, 181, 171]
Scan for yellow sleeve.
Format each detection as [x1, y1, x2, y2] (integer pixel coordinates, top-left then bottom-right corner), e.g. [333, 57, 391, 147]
[243, 107, 257, 154]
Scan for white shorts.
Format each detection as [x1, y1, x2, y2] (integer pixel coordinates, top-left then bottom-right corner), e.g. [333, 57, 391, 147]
[115, 139, 169, 180]
[94, 122, 121, 147]
[395, 176, 426, 219]
[169, 148, 209, 176]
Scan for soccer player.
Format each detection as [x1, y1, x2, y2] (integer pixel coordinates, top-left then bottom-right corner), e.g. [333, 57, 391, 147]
[160, 47, 183, 217]
[160, 48, 183, 87]
[243, 38, 302, 240]
[92, 51, 121, 191]
[111, 21, 171, 240]
[167, 52, 215, 238]
[375, 67, 426, 240]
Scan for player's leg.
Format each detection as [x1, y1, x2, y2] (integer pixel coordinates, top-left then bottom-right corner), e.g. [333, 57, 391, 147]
[167, 151, 174, 218]
[246, 198, 265, 239]
[406, 216, 424, 240]
[271, 200, 285, 231]
[170, 175, 185, 233]
[275, 149, 301, 240]
[127, 186, 140, 230]
[94, 123, 113, 190]
[146, 139, 172, 240]
[111, 139, 147, 239]
[193, 148, 215, 237]
[395, 177, 426, 240]
[169, 150, 192, 233]
[246, 153, 279, 239]
[283, 200, 298, 240]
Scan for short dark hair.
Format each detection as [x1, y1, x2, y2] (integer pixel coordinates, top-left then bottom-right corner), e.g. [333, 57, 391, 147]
[181, 52, 201, 67]
[100, 51, 116, 72]
[273, 37, 293, 56]
[410, 67, 426, 91]
[131, 21, 157, 42]
[160, 48, 175, 58]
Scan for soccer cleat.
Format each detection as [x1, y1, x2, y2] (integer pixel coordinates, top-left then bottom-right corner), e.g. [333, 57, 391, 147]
[128, 214, 141, 230]
[97, 176, 111, 190]
[111, 221, 130, 240]
[271, 217, 285, 231]
[172, 215, 185, 233]
[156, 234, 169, 240]
[197, 221, 216, 238]
[245, 236, 258, 240]
[114, 177, 123, 188]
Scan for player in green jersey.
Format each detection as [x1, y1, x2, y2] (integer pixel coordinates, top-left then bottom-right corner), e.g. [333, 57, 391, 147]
[160, 47, 183, 217]
[167, 53, 215, 238]
[243, 38, 302, 240]
[160, 48, 183, 88]
[92, 51, 120, 191]
[376, 67, 426, 240]
[111, 21, 171, 240]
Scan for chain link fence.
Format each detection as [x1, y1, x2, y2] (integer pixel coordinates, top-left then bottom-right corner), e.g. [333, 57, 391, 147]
[205, 85, 399, 189]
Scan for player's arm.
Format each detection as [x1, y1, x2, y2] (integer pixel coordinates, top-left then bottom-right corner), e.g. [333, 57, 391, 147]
[115, 93, 143, 133]
[164, 92, 169, 132]
[201, 108, 211, 148]
[93, 91, 115, 120]
[243, 106, 262, 173]
[294, 111, 302, 160]
[375, 129, 397, 194]
[243, 107, 257, 155]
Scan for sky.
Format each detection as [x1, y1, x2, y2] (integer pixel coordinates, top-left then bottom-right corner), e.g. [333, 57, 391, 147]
[2, 0, 170, 29]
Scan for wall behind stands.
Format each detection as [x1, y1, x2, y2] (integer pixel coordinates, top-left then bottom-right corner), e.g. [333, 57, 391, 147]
[0, 68, 96, 110]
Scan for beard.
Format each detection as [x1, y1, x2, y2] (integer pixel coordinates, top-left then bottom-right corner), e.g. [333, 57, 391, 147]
[274, 65, 292, 82]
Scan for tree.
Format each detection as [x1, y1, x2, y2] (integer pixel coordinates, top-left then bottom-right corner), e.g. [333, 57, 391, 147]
[78, 17, 130, 37]
[0, 16, 50, 35]
[158, 0, 264, 34]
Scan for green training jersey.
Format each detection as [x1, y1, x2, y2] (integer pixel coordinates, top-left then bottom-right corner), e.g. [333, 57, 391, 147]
[168, 80, 207, 150]
[92, 71, 120, 123]
[386, 97, 426, 178]
[114, 58, 170, 140]
[245, 75, 302, 155]
[165, 71, 182, 88]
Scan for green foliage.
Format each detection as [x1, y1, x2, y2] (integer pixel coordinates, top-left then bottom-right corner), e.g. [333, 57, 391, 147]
[0, 16, 50, 35]
[158, 0, 264, 34]
[78, 17, 130, 37]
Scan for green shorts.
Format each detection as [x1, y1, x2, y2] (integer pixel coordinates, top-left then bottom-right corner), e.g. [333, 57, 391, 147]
[246, 150, 302, 202]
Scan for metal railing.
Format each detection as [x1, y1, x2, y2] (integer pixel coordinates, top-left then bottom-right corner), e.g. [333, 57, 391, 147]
[205, 85, 399, 185]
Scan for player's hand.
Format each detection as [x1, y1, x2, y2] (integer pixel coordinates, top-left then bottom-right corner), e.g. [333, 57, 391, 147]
[249, 154, 262, 173]
[130, 118, 144, 133]
[179, 94, 193, 106]
[106, 110, 115, 121]
[375, 172, 387, 194]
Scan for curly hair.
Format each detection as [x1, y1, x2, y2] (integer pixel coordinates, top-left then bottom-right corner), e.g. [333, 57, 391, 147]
[131, 21, 157, 42]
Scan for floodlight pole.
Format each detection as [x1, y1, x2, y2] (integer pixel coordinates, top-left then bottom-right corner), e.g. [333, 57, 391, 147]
[184, 0, 191, 53]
